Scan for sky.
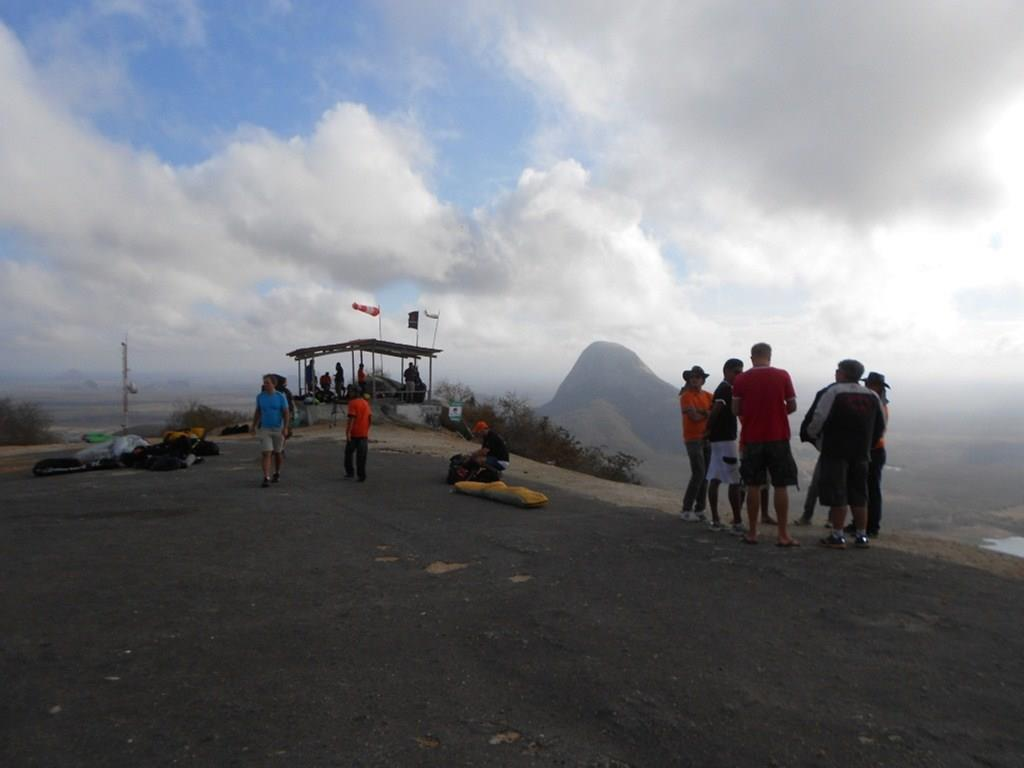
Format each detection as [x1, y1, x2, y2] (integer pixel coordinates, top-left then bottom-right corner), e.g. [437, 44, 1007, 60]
[1, 0, 1023, 402]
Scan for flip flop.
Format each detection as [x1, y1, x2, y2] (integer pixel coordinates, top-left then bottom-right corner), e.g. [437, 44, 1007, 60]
[741, 536, 758, 545]
[776, 539, 801, 548]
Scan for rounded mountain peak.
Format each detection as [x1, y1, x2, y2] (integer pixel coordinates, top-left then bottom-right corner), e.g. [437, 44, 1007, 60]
[542, 341, 675, 415]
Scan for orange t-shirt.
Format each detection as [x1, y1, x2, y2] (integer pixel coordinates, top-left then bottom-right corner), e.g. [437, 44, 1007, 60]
[680, 389, 713, 442]
[347, 397, 372, 438]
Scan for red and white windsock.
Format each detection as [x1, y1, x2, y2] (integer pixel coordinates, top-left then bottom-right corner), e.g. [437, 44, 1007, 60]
[352, 302, 380, 317]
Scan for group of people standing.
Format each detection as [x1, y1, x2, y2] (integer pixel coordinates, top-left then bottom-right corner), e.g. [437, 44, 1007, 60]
[252, 373, 374, 487]
[304, 360, 372, 401]
[679, 342, 889, 550]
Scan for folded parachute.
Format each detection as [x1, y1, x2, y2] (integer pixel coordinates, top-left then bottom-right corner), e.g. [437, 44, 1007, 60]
[453, 480, 549, 508]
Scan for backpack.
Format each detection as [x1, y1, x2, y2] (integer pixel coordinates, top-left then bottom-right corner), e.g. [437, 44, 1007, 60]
[446, 453, 502, 484]
[447, 454, 472, 484]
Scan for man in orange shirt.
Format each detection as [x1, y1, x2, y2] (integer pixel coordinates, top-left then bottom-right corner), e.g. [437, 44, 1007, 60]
[344, 386, 372, 481]
[680, 365, 714, 522]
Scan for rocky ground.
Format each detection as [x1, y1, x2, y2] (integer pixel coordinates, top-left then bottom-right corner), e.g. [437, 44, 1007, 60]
[2, 422, 1022, 766]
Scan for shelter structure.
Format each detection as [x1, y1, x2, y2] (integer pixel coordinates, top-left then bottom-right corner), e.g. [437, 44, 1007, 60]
[285, 339, 442, 401]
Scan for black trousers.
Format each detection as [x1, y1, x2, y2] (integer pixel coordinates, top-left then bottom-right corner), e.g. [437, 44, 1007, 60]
[867, 447, 886, 533]
[344, 437, 368, 479]
[683, 440, 710, 512]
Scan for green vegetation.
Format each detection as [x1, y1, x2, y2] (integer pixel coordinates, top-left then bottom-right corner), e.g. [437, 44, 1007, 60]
[166, 400, 247, 432]
[434, 379, 478, 405]
[0, 397, 57, 445]
[458, 390, 643, 484]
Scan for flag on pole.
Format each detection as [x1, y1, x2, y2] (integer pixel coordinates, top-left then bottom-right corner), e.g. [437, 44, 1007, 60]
[407, 311, 419, 329]
[352, 302, 380, 317]
[424, 310, 439, 319]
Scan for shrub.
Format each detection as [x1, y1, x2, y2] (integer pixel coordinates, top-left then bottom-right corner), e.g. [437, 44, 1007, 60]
[166, 400, 247, 432]
[0, 398, 57, 445]
[434, 380, 477, 405]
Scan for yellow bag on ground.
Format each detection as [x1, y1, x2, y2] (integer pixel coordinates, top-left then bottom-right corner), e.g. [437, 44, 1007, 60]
[162, 427, 205, 442]
[453, 480, 549, 508]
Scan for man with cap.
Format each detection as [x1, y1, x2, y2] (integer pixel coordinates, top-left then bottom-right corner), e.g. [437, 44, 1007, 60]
[803, 359, 886, 549]
[680, 365, 713, 522]
[471, 421, 510, 474]
[703, 358, 745, 532]
[862, 372, 890, 537]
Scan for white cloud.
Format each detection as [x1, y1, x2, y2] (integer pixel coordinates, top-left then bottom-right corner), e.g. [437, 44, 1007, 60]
[2, 5, 1023, 400]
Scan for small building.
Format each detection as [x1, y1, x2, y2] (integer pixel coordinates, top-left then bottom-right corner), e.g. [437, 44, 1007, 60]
[285, 339, 442, 423]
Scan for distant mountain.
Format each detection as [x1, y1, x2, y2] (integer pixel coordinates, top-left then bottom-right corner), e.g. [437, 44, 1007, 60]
[538, 342, 683, 465]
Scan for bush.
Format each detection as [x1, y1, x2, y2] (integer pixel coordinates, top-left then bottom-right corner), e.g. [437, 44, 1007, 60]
[166, 400, 247, 432]
[0, 398, 57, 445]
[460, 391, 643, 485]
[434, 380, 477, 405]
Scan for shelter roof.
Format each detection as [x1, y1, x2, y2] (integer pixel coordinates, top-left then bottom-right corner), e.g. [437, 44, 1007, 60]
[285, 339, 443, 361]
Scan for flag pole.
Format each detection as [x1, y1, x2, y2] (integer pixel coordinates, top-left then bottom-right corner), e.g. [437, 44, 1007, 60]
[431, 311, 441, 349]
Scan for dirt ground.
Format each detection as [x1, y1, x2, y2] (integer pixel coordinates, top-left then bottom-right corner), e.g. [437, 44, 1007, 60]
[2, 421, 1023, 766]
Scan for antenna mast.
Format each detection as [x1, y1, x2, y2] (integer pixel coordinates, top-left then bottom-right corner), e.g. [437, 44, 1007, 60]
[121, 338, 129, 432]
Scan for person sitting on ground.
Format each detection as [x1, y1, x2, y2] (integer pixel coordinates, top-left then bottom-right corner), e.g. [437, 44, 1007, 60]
[470, 420, 510, 474]
[319, 371, 332, 393]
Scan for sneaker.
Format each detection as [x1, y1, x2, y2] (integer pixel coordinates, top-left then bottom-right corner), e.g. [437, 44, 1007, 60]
[854, 534, 870, 549]
[695, 512, 708, 524]
[271, 473, 280, 484]
[867, 530, 880, 539]
[708, 520, 724, 531]
[794, 517, 812, 526]
[819, 534, 847, 549]
[680, 510, 699, 522]
[261, 477, 270, 488]
[730, 523, 746, 536]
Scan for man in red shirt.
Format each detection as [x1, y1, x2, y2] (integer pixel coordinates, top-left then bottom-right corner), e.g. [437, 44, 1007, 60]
[731, 342, 799, 546]
[345, 386, 372, 481]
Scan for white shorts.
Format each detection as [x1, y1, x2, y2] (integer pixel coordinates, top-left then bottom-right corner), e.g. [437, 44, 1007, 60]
[257, 427, 285, 453]
[706, 441, 741, 484]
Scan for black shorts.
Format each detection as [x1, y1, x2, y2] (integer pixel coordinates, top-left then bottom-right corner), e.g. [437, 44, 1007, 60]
[739, 440, 798, 487]
[817, 455, 869, 508]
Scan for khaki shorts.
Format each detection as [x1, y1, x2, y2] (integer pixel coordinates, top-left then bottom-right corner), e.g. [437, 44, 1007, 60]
[257, 427, 285, 453]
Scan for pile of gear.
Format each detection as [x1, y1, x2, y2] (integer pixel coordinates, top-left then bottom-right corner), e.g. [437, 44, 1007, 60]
[33, 429, 219, 477]
[446, 453, 503, 484]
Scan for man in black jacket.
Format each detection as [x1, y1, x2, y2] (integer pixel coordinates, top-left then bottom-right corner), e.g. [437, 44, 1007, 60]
[801, 359, 885, 549]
